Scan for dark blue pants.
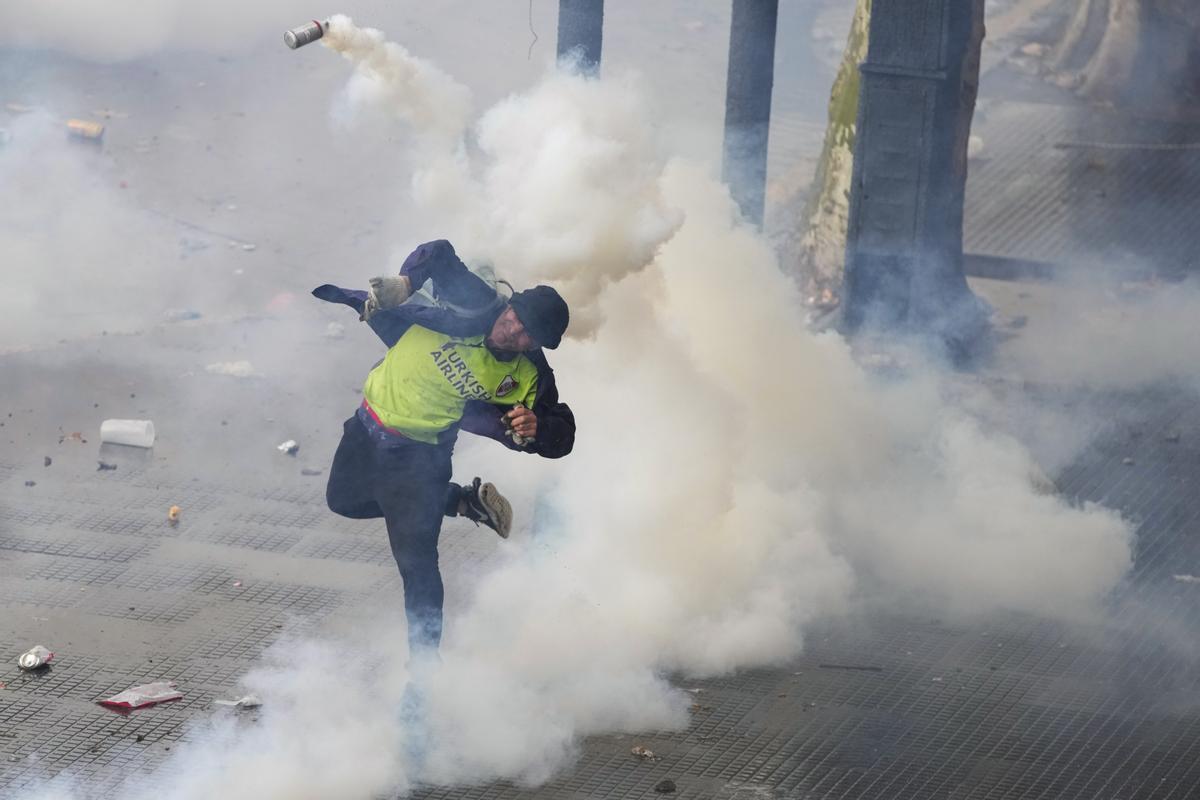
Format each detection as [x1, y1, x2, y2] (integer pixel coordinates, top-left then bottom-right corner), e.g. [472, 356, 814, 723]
[325, 415, 462, 652]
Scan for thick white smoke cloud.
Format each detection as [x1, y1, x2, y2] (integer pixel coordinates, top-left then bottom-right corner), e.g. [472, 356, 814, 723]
[437, 73, 685, 333]
[16, 14, 1147, 800]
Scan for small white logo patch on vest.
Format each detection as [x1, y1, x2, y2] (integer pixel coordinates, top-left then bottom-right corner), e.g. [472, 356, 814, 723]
[496, 374, 517, 397]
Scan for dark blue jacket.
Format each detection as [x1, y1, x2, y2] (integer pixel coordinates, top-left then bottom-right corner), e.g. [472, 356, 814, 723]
[313, 240, 575, 459]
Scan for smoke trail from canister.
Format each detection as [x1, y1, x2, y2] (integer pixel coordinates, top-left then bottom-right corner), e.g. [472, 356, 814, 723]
[321, 15, 472, 149]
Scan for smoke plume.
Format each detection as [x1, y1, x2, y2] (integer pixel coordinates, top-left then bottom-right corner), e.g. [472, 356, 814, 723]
[8, 12, 1170, 800]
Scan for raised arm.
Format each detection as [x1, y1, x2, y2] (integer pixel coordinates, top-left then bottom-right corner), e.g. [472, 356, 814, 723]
[400, 240, 501, 314]
[311, 240, 504, 347]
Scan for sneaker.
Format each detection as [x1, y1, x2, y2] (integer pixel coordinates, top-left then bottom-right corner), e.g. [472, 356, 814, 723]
[460, 477, 512, 539]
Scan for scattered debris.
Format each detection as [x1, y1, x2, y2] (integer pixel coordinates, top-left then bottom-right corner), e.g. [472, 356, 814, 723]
[43, 456, 51, 467]
[100, 419, 156, 448]
[163, 309, 202, 322]
[1173, 575, 1200, 584]
[66, 118, 105, 142]
[59, 431, 87, 444]
[232, 581, 242, 588]
[300, 467, 323, 476]
[1019, 42, 1047, 58]
[18, 646, 54, 671]
[1049, 71, 1082, 91]
[241, 243, 257, 252]
[266, 292, 298, 312]
[24, 481, 35, 488]
[817, 664, 884, 673]
[97, 461, 118, 472]
[1122, 457, 1135, 466]
[98, 681, 183, 710]
[205, 361, 256, 378]
[324, 322, 346, 340]
[277, 440, 299, 456]
[630, 745, 658, 761]
[167, 506, 181, 525]
[654, 779, 677, 794]
[213, 694, 261, 709]
[931, 676, 944, 682]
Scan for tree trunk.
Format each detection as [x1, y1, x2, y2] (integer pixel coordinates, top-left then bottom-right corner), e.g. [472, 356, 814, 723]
[1050, 0, 1200, 108]
[793, 0, 870, 308]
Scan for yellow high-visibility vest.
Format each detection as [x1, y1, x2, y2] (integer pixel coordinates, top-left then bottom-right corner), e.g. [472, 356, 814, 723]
[362, 324, 538, 444]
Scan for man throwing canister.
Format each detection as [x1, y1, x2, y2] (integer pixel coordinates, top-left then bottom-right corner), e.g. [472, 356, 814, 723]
[313, 240, 574, 654]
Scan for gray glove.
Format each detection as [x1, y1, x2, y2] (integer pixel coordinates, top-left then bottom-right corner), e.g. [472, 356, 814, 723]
[360, 275, 412, 321]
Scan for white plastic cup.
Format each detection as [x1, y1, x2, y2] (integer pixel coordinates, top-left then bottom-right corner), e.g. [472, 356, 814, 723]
[100, 419, 156, 448]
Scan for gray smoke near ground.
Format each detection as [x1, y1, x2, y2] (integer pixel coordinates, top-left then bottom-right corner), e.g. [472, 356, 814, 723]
[0, 113, 185, 348]
[0, 0, 306, 62]
[9, 8, 1196, 800]
[992, 273, 1200, 393]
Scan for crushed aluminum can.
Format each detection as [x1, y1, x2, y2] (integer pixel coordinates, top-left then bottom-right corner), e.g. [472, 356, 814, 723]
[213, 694, 262, 709]
[284, 20, 327, 50]
[18, 645, 54, 670]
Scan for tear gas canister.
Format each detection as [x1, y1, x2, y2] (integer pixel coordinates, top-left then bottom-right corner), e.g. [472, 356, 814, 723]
[284, 20, 327, 49]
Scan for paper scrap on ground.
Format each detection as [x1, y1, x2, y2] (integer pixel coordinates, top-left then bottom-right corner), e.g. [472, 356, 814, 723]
[97, 681, 183, 709]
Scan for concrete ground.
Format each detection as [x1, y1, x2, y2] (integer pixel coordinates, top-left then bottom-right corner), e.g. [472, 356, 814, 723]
[2, 311, 1199, 800]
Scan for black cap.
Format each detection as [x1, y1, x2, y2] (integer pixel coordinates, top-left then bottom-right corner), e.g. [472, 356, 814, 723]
[509, 285, 569, 349]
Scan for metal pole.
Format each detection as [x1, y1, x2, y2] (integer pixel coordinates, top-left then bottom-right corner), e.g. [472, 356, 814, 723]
[557, 0, 604, 76]
[722, 0, 779, 227]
